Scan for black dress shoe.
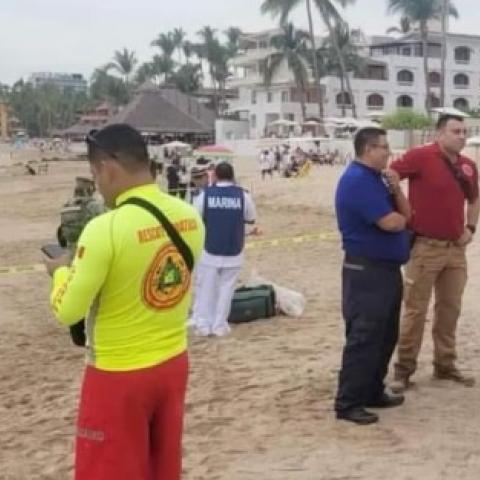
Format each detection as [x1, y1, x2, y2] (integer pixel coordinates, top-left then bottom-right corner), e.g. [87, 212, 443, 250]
[336, 407, 379, 425]
[366, 392, 405, 409]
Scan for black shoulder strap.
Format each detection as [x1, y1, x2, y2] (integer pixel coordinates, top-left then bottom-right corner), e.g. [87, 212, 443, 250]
[440, 154, 472, 201]
[119, 197, 194, 272]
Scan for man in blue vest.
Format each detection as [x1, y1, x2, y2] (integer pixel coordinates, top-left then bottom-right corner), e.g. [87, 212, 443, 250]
[192, 162, 256, 336]
[335, 127, 411, 425]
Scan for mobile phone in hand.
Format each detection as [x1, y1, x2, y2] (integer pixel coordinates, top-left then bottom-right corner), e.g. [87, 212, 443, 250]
[41, 244, 66, 259]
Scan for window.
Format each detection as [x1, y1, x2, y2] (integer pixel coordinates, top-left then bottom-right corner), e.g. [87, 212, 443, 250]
[281, 91, 289, 103]
[366, 93, 384, 110]
[397, 69, 414, 84]
[429, 71, 441, 86]
[267, 91, 273, 103]
[397, 95, 414, 108]
[429, 94, 441, 108]
[401, 47, 412, 56]
[454, 73, 469, 88]
[250, 114, 257, 128]
[366, 65, 388, 81]
[453, 97, 469, 111]
[251, 90, 257, 105]
[336, 91, 352, 106]
[455, 46, 471, 64]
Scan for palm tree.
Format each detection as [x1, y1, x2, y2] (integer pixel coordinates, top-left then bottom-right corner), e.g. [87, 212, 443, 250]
[197, 27, 223, 114]
[135, 62, 156, 84]
[313, 0, 357, 117]
[183, 40, 194, 64]
[105, 48, 138, 84]
[387, 0, 458, 112]
[172, 28, 186, 63]
[151, 55, 176, 85]
[322, 23, 364, 116]
[224, 27, 243, 57]
[386, 16, 412, 34]
[261, 0, 324, 120]
[263, 23, 311, 120]
[171, 64, 203, 93]
[151, 32, 176, 59]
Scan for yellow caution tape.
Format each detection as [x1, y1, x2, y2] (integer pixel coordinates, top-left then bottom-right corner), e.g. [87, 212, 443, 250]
[0, 231, 338, 276]
[0, 263, 45, 275]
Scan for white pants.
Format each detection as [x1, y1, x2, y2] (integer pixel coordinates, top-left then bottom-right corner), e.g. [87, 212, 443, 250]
[193, 262, 241, 334]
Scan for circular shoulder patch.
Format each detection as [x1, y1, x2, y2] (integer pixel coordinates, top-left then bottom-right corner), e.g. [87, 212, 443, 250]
[462, 163, 474, 178]
[142, 243, 191, 310]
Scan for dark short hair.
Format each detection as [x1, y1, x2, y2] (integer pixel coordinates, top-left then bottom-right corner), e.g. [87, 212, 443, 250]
[215, 162, 235, 181]
[436, 114, 465, 130]
[354, 127, 387, 157]
[87, 124, 149, 171]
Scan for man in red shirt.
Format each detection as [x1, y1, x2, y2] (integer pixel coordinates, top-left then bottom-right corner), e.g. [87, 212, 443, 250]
[387, 114, 480, 392]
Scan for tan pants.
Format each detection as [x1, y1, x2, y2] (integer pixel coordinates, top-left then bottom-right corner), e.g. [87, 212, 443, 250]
[394, 238, 467, 378]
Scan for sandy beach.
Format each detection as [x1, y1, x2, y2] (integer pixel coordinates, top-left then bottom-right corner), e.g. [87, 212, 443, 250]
[1, 152, 480, 480]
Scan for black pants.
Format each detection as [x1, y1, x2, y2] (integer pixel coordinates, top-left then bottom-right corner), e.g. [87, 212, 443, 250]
[335, 255, 403, 413]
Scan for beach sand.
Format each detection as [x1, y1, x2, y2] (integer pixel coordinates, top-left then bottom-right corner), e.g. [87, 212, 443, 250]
[1, 153, 480, 479]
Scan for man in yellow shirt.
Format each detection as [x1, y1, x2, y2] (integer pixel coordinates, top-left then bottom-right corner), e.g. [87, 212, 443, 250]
[44, 124, 204, 480]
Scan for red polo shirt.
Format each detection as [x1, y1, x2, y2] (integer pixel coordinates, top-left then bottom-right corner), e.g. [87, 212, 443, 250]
[390, 143, 479, 240]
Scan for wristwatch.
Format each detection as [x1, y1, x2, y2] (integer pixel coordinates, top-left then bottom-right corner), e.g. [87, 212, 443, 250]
[466, 224, 477, 235]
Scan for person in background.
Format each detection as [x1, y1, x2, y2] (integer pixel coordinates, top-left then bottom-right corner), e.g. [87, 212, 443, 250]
[44, 124, 204, 480]
[167, 157, 181, 196]
[335, 127, 411, 425]
[189, 166, 208, 203]
[259, 149, 272, 180]
[191, 162, 256, 337]
[388, 114, 480, 393]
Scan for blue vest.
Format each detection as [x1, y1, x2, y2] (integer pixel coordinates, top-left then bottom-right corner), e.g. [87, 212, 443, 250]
[204, 185, 245, 256]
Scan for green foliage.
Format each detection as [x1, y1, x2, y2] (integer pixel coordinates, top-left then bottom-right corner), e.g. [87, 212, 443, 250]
[4, 25, 243, 135]
[8, 80, 89, 137]
[381, 108, 433, 130]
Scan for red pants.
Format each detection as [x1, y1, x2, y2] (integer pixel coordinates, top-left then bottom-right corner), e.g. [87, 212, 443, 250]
[75, 352, 188, 480]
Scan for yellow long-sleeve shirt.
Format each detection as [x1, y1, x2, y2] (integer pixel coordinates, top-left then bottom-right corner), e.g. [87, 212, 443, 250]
[50, 183, 204, 371]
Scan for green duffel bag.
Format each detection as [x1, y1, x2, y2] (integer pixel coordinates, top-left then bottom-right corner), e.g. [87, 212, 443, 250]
[228, 285, 276, 324]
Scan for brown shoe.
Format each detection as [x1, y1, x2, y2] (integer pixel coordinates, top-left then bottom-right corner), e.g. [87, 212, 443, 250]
[390, 376, 411, 394]
[433, 368, 475, 387]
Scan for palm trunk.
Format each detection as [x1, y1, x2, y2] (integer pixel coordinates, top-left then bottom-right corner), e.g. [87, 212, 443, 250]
[325, 17, 357, 118]
[339, 73, 346, 117]
[300, 85, 307, 121]
[306, 0, 324, 123]
[210, 66, 219, 116]
[421, 23, 431, 114]
[440, 0, 448, 107]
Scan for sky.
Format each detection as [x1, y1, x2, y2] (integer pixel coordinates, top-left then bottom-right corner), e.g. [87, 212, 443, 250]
[0, 0, 478, 85]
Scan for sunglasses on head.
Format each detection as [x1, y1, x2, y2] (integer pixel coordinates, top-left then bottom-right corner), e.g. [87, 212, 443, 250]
[86, 131, 118, 159]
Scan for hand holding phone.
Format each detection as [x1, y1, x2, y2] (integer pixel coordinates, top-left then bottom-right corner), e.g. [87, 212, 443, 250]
[41, 244, 71, 277]
[41, 244, 66, 259]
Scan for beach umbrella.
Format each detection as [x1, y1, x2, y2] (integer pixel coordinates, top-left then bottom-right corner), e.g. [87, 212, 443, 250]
[163, 140, 191, 149]
[467, 136, 480, 147]
[466, 136, 480, 162]
[431, 107, 470, 118]
[194, 144, 234, 160]
[268, 119, 298, 127]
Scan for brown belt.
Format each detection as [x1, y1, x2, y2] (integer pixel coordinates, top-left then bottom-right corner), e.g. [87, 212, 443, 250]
[415, 236, 457, 248]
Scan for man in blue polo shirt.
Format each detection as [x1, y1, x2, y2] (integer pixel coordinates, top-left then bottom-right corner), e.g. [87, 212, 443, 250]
[192, 162, 256, 337]
[334, 127, 411, 425]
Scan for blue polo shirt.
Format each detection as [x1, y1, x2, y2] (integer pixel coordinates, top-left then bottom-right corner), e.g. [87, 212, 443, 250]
[335, 161, 410, 264]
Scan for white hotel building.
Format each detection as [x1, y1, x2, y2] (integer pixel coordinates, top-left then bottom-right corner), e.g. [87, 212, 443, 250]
[226, 24, 480, 139]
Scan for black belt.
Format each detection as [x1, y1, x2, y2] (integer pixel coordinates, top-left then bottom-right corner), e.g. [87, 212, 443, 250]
[344, 254, 401, 271]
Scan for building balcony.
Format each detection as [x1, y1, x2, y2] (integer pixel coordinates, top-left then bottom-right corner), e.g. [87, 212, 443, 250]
[227, 74, 263, 88]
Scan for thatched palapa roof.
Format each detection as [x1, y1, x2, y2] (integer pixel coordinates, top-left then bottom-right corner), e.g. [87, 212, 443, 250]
[107, 82, 216, 135]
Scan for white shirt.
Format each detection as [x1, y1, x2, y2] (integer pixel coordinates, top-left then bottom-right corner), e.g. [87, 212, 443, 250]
[193, 181, 256, 267]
